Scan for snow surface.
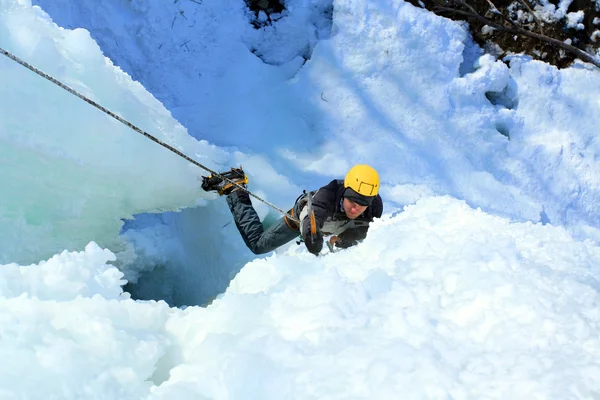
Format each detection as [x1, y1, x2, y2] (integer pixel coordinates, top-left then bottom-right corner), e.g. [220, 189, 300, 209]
[2, 0, 600, 397]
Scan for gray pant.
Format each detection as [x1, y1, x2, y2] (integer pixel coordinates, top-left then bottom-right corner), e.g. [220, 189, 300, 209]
[226, 190, 300, 254]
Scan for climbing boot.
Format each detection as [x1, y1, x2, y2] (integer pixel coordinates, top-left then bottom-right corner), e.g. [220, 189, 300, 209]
[201, 167, 248, 196]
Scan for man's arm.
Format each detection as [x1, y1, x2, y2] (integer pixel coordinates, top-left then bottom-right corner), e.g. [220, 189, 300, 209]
[336, 226, 369, 249]
[301, 182, 337, 255]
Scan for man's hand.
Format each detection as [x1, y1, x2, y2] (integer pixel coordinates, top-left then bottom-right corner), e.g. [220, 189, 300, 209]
[303, 230, 323, 255]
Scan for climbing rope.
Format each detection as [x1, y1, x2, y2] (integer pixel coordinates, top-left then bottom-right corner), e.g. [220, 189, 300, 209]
[0, 46, 300, 224]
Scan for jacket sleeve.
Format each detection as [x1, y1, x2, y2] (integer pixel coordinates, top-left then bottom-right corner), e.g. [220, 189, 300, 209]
[336, 194, 383, 249]
[336, 226, 368, 249]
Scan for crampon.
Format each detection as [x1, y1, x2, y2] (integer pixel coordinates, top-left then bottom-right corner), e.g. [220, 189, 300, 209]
[201, 167, 248, 196]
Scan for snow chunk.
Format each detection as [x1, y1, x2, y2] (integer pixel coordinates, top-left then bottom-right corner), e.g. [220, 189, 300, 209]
[0, 242, 125, 301]
[566, 11, 585, 30]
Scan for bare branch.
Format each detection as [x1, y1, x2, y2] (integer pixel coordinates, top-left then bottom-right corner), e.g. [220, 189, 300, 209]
[438, 0, 600, 68]
[484, 0, 500, 13]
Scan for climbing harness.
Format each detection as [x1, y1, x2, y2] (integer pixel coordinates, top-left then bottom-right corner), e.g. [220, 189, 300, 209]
[0, 46, 300, 224]
[284, 190, 314, 231]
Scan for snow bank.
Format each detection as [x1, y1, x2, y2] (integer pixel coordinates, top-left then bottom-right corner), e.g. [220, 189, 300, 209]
[4, 197, 600, 399]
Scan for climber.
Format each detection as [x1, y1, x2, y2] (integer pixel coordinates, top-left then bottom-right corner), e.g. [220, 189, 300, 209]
[202, 164, 383, 255]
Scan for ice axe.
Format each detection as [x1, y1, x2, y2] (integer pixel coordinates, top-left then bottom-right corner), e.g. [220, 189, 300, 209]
[306, 191, 318, 243]
[326, 236, 340, 253]
[306, 192, 338, 254]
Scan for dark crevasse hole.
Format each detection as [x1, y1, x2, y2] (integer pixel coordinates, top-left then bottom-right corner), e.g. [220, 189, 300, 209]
[247, 0, 285, 13]
[485, 90, 517, 110]
[495, 122, 510, 140]
[246, 0, 286, 28]
[485, 77, 519, 110]
[485, 79, 519, 140]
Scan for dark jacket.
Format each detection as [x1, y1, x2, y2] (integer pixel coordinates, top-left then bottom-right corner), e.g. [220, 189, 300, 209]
[300, 179, 383, 252]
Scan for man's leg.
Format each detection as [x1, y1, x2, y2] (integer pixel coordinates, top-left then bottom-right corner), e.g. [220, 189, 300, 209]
[226, 190, 299, 254]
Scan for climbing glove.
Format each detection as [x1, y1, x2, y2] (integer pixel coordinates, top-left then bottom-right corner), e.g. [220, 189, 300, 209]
[303, 230, 323, 256]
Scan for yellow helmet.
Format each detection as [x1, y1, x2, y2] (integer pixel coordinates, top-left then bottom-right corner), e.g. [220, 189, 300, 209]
[344, 164, 379, 197]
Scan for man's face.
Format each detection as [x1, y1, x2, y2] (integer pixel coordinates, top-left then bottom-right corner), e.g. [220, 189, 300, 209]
[343, 198, 368, 219]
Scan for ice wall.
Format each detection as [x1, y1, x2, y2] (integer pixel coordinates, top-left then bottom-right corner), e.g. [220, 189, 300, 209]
[0, 0, 225, 264]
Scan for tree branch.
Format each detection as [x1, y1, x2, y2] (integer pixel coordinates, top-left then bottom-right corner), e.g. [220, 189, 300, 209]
[435, 0, 600, 68]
